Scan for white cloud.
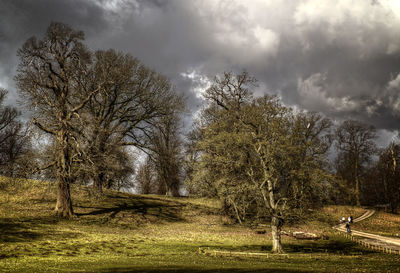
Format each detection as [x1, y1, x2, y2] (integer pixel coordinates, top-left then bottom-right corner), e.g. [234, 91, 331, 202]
[388, 73, 400, 89]
[175, 0, 283, 69]
[376, 128, 399, 148]
[0, 69, 10, 90]
[253, 26, 280, 55]
[180, 69, 211, 99]
[293, 0, 400, 56]
[0, 80, 7, 90]
[4, 0, 400, 131]
[298, 73, 358, 112]
[294, 0, 398, 28]
[383, 73, 400, 116]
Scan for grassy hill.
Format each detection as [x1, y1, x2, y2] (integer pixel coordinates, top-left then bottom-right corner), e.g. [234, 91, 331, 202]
[352, 210, 400, 238]
[0, 177, 399, 272]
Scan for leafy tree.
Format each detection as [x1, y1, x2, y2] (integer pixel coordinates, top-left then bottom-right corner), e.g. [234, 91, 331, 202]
[335, 120, 377, 206]
[193, 71, 333, 253]
[184, 118, 218, 197]
[15, 22, 107, 217]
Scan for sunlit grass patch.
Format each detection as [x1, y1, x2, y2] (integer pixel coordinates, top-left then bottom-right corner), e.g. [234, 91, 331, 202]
[352, 210, 400, 237]
[281, 205, 366, 236]
[1, 177, 400, 272]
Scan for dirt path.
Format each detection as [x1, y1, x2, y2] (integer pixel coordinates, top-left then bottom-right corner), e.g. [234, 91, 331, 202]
[334, 209, 400, 252]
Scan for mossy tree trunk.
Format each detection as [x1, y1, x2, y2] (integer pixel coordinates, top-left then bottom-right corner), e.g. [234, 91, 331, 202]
[55, 130, 74, 218]
[271, 215, 284, 253]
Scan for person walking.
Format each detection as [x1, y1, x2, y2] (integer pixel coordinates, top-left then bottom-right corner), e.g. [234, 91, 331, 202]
[345, 222, 351, 234]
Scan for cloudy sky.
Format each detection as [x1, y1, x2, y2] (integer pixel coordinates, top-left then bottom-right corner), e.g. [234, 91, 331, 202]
[1, 0, 400, 146]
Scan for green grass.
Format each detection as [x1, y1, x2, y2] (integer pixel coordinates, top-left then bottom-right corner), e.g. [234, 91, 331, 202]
[0, 177, 400, 272]
[351, 210, 400, 238]
[283, 205, 366, 235]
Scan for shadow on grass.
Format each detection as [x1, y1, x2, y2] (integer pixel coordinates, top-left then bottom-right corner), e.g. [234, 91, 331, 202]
[206, 237, 375, 256]
[0, 216, 60, 243]
[0, 193, 198, 244]
[75, 195, 186, 223]
[284, 238, 375, 255]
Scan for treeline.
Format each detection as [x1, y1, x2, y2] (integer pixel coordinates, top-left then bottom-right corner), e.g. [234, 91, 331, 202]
[184, 72, 400, 215]
[1, 22, 399, 250]
[182, 71, 399, 252]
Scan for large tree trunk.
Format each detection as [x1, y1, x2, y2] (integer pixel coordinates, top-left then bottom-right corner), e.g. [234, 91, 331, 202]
[166, 186, 180, 197]
[165, 163, 180, 197]
[383, 176, 389, 205]
[355, 175, 360, 206]
[55, 179, 74, 217]
[157, 163, 180, 197]
[93, 171, 104, 194]
[166, 178, 180, 197]
[157, 179, 167, 195]
[271, 215, 284, 253]
[55, 130, 74, 218]
[390, 147, 397, 213]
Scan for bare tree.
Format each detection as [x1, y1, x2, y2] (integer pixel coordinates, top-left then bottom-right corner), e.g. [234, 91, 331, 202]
[15, 22, 107, 217]
[136, 155, 157, 194]
[148, 103, 185, 197]
[79, 49, 182, 194]
[0, 89, 30, 177]
[335, 120, 377, 206]
[367, 142, 400, 212]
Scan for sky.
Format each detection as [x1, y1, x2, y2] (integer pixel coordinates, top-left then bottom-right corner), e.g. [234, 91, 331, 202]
[1, 0, 400, 147]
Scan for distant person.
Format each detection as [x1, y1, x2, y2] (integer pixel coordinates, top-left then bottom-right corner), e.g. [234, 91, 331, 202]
[348, 216, 351, 223]
[345, 222, 351, 234]
[350, 216, 353, 223]
[341, 217, 345, 223]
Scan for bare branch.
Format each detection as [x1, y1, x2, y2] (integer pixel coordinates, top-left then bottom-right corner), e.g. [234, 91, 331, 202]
[32, 118, 56, 135]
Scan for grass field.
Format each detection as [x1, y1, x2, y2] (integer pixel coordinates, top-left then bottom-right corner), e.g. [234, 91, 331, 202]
[1, 177, 400, 272]
[352, 210, 400, 238]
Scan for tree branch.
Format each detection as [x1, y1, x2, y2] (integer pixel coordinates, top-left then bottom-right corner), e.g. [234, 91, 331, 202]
[32, 118, 56, 135]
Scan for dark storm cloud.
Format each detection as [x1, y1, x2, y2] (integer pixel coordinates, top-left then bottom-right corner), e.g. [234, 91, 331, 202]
[0, 0, 109, 103]
[1, 0, 400, 136]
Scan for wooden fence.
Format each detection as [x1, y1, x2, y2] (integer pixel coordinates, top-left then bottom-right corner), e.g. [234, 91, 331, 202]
[198, 247, 289, 258]
[339, 231, 400, 255]
[198, 232, 400, 258]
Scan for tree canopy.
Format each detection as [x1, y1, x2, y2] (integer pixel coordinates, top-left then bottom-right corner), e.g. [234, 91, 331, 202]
[188, 71, 333, 253]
